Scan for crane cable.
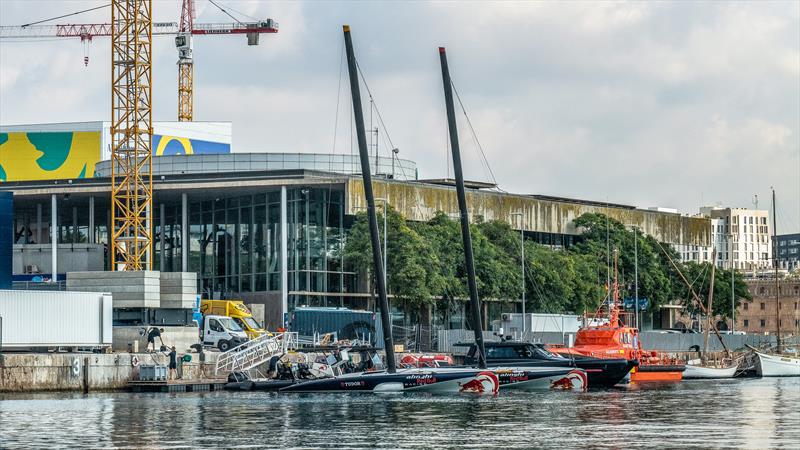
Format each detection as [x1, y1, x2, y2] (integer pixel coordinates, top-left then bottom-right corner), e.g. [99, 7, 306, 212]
[207, 0, 246, 26]
[20, 4, 110, 27]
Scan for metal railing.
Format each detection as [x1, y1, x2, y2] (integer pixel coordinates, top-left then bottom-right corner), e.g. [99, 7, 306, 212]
[215, 332, 298, 375]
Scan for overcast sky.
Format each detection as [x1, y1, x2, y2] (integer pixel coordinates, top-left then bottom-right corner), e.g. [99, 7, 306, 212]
[1, 1, 799, 232]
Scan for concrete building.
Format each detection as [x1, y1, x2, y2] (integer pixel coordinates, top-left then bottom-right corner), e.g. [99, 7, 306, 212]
[1, 145, 710, 329]
[695, 206, 773, 272]
[776, 233, 800, 272]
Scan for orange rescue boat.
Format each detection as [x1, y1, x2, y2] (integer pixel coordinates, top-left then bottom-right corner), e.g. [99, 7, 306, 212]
[550, 253, 684, 382]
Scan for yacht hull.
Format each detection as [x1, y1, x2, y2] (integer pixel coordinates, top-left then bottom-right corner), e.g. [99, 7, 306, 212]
[280, 367, 587, 393]
[755, 351, 800, 377]
[683, 363, 737, 379]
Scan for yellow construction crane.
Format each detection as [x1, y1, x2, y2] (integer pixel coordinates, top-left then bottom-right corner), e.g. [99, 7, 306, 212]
[0, 1, 278, 122]
[0, 1, 278, 270]
[110, 0, 153, 270]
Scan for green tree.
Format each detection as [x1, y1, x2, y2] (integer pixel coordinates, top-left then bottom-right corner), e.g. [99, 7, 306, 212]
[571, 213, 676, 312]
[343, 207, 444, 318]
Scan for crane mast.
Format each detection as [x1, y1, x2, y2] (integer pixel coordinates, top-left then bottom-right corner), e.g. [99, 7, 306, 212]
[177, 0, 195, 122]
[110, 0, 154, 270]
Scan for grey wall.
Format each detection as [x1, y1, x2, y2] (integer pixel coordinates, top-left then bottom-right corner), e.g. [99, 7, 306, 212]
[13, 244, 104, 275]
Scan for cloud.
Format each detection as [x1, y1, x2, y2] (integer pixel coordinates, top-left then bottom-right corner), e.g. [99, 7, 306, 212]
[1, 0, 798, 230]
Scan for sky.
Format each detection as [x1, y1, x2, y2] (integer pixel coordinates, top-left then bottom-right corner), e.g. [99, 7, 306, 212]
[1, 1, 799, 232]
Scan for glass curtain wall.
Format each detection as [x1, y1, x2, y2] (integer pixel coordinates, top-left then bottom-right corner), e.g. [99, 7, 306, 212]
[154, 187, 352, 305]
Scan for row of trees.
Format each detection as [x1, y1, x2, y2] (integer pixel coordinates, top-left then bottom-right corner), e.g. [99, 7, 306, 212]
[343, 209, 752, 321]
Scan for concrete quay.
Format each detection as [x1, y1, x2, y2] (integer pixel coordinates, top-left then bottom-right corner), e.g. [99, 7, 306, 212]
[0, 351, 221, 392]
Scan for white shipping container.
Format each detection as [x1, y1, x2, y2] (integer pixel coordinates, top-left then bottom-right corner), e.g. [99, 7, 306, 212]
[494, 313, 580, 334]
[0, 290, 112, 348]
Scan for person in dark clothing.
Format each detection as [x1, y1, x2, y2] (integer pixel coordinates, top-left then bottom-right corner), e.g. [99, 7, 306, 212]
[147, 327, 165, 352]
[168, 346, 178, 380]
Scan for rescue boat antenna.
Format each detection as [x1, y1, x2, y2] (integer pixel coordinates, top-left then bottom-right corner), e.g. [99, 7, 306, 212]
[343, 25, 396, 373]
[439, 46, 487, 369]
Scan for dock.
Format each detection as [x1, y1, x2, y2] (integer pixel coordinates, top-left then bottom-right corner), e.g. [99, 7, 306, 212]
[128, 379, 228, 393]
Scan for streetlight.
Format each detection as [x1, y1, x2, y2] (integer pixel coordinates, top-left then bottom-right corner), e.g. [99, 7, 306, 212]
[626, 224, 640, 330]
[376, 198, 388, 290]
[511, 212, 525, 332]
[729, 232, 735, 333]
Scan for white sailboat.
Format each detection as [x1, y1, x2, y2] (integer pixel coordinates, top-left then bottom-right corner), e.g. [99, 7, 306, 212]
[679, 248, 738, 379]
[683, 359, 738, 379]
[752, 189, 800, 377]
[753, 351, 800, 377]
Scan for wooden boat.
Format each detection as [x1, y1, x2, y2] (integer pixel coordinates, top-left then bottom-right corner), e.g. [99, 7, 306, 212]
[748, 191, 800, 378]
[679, 249, 737, 379]
[683, 359, 738, 379]
[753, 350, 800, 377]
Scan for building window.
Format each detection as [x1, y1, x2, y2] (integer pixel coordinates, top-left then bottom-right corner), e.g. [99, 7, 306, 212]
[760, 302, 765, 310]
[760, 319, 766, 328]
[743, 319, 749, 327]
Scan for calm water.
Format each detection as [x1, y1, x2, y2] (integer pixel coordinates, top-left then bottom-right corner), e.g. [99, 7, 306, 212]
[1, 378, 798, 449]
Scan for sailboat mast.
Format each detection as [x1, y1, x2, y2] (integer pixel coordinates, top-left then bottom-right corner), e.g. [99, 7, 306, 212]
[439, 47, 486, 369]
[343, 25, 396, 373]
[703, 249, 717, 361]
[773, 188, 781, 353]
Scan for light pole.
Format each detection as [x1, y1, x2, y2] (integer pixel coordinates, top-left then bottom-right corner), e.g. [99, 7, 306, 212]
[730, 232, 735, 333]
[633, 226, 639, 330]
[626, 224, 640, 329]
[376, 198, 388, 290]
[511, 213, 525, 332]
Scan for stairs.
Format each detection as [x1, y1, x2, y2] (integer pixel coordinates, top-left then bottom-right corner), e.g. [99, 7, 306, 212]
[215, 332, 298, 375]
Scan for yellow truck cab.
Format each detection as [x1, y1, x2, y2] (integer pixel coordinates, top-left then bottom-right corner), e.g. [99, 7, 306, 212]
[200, 300, 267, 340]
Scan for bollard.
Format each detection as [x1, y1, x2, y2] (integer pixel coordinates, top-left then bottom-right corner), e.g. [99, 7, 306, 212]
[83, 357, 90, 394]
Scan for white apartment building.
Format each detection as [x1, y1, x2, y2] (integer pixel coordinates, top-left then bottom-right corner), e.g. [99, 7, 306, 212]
[699, 207, 772, 271]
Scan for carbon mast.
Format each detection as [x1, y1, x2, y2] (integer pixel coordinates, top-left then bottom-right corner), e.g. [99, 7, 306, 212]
[438, 47, 487, 369]
[343, 25, 396, 373]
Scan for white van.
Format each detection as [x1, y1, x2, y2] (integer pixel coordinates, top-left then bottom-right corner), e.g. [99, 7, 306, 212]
[201, 314, 249, 351]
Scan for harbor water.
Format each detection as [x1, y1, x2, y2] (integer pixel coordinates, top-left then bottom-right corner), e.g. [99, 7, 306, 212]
[1, 378, 798, 449]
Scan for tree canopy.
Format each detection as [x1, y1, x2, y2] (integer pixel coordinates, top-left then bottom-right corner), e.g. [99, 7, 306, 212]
[342, 209, 751, 318]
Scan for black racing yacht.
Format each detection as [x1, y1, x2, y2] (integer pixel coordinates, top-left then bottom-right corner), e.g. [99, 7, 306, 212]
[461, 341, 636, 388]
[282, 29, 586, 394]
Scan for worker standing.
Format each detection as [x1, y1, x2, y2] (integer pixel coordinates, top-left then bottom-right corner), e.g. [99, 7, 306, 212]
[168, 346, 178, 381]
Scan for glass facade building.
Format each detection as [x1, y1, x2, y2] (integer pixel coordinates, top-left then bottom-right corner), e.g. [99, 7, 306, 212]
[154, 186, 356, 312]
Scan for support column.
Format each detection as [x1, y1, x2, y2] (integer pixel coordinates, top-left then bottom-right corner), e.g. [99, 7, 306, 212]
[72, 206, 78, 244]
[88, 197, 95, 244]
[50, 194, 57, 282]
[181, 193, 188, 272]
[160, 203, 166, 271]
[36, 203, 42, 244]
[280, 186, 288, 327]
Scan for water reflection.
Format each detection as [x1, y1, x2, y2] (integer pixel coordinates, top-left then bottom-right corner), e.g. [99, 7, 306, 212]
[1, 378, 798, 449]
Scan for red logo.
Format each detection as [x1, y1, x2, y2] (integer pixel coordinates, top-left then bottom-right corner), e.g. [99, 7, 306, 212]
[459, 371, 499, 395]
[550, 370, 588, 391]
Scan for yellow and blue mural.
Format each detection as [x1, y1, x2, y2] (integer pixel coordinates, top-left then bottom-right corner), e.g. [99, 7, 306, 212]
[0, 131, 230, 182]
[0, 131, 101, 182]
[153, 135, 230, 156]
